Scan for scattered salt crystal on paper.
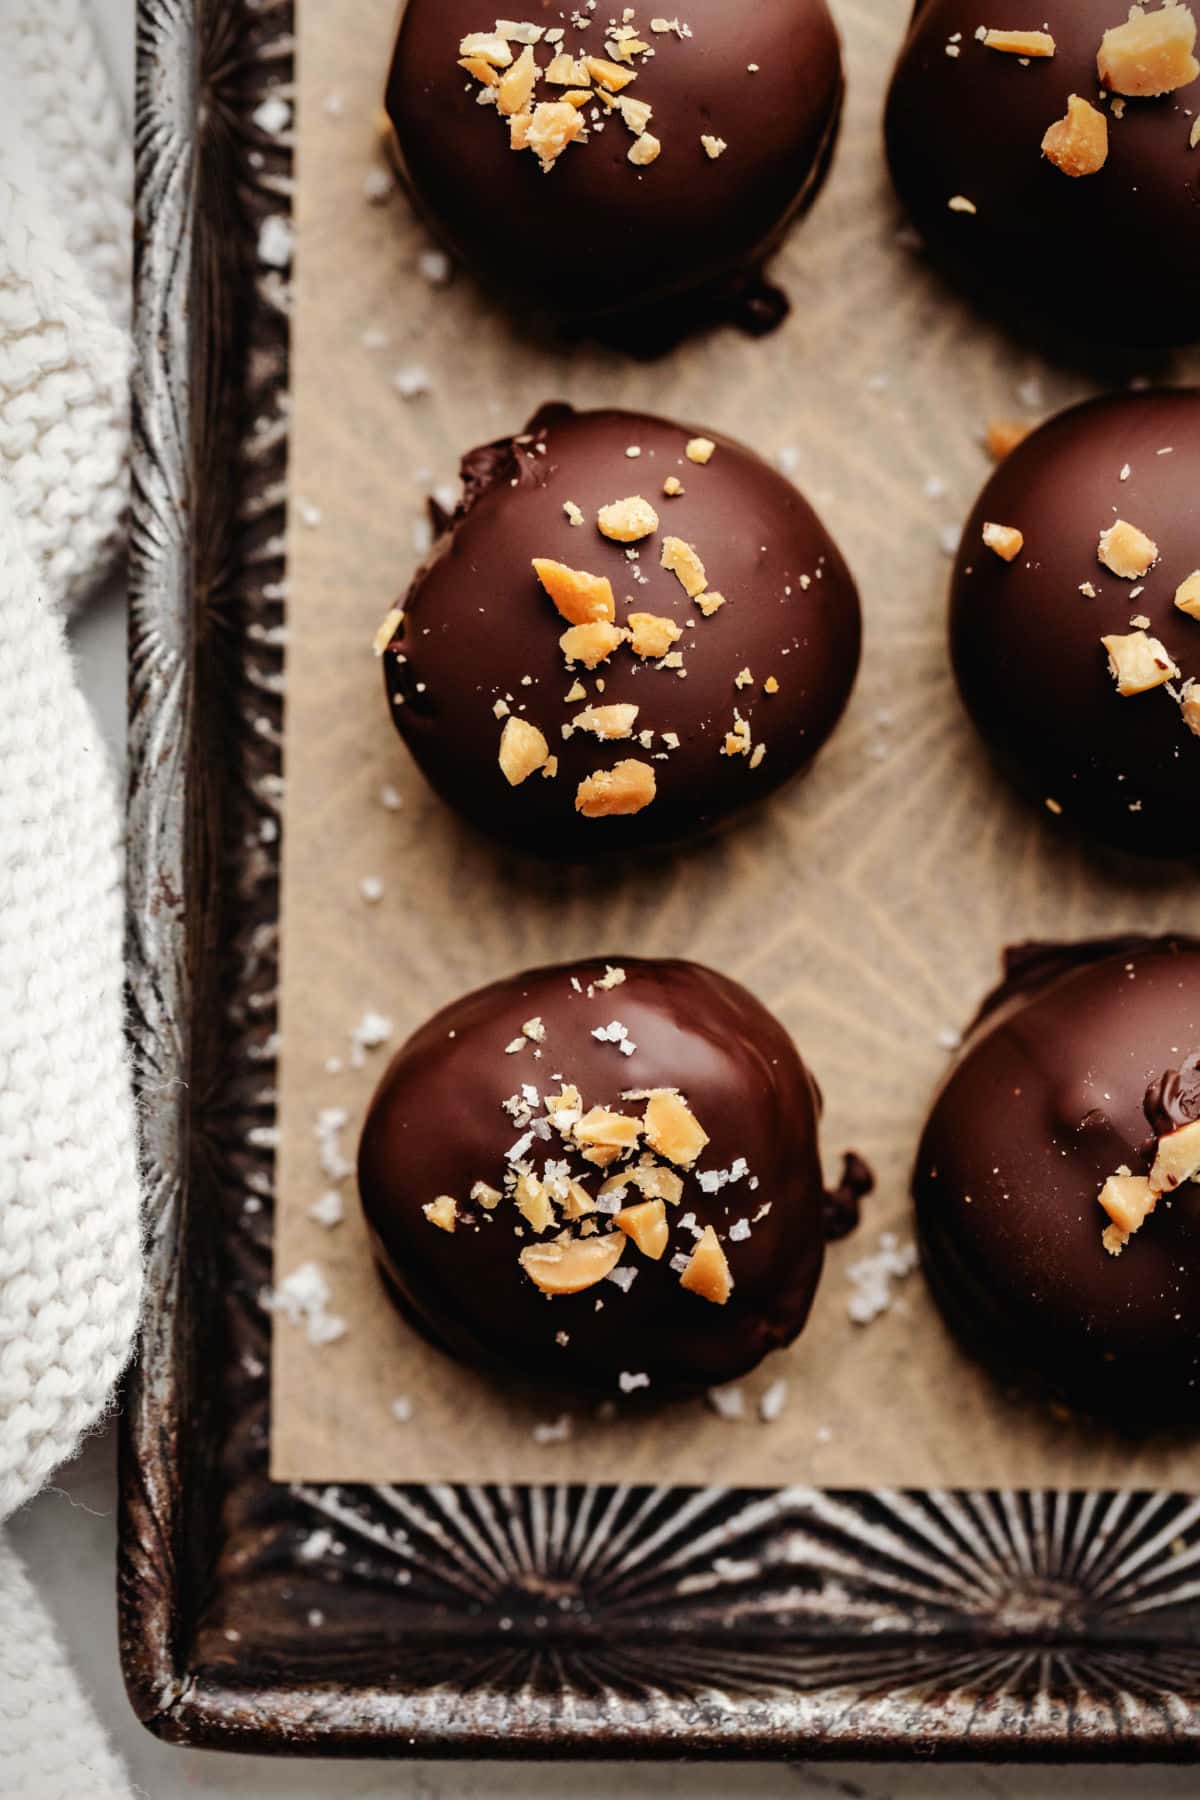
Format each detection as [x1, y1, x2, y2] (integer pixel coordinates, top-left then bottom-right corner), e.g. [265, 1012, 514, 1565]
[418, 248, 452, 286]
[391, 1396, 413, 1424]
[759, 1378, 788, 1423]
[707, 1384, 746, 1420]
[847, 1233, 919, 1325]
[359, 875, 384, 904]
[261, 1261, 346, 1346]
[393, 364, 431, 401]
[363, 166, 394, 204]
[379, 783, 403, 811]
[533, 1414, 572, 1444]
[308, 1190, 344, 1229]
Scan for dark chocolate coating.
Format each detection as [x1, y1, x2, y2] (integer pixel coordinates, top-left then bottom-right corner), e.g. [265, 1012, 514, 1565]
[886, 0, 1200, 346]
[950, 389, 1200, 859]
[383, 405, 861, 859]
[914, 937, 1200, 1423]
[358, 958, 837, 1394]
[385, 0, 843, 333]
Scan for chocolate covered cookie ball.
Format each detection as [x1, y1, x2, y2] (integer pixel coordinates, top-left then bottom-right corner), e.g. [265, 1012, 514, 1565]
[950, 389, 1200, 858]
[358, 958, 867, 1395]
[384, 2, 844, 340]
[377, 405, 861, 859]
[886, 1, 1200, 345]
[914, 936, 1200, 1423]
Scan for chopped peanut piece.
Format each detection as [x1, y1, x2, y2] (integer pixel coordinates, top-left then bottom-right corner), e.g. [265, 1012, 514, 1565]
[615, 1198, 669, 1260]
[1098, 3, 1200, 96]
[1150, 1118, 1200, 1193]
[1102, 1221, 1130, 1256]
[459, 31, 513, 65]
[1102, 629, 1180, 695]
[534, 557, 616, 624]
[695, 591, 726, 617]
[661, 535, 708, 597]
[700, 134, 728, 158]
[1099, 519, 1159, 579]
[422, 1196, 458, 1233]
[497, 44, 538, 115]
[628, 611, 683, 658]
[1042, 94, 1109, 176]
[515, 1171, 556, 1233]
[982, 521, 1024, 561]
[618, 95, 654, 134]
[663, 475, 684, 496]
[1181, 678, 1200, 735]
[561, 1179, 596, 1220]
[603, 1162, 684, 1205]
[983, 26, 1056, 55]
[1175, 570, 1200, 618]
[512, 102, 585, 171]
[679, 1225, 734, 1305]
[572, 702, 639, 739]
[585, 54, 638, 91]
[628, 131, 662, 165]
[576, 759, 657, 816]
[562, 87, 594, 108]
[545, 51, 591, 85]
[574, 1106, 641, 1150]
[686, 437, 716, 464]
[470, 1181, 503, 1211]
[643, 1090, 709, 1167]
[498, 716, 550, 784]
[984, 418, 1032, 460]
[460, 54, 501, 85]
[520, 1232, 625, 1295]
[373, 607, 403, 656]
[560, 620, 629, 668]
[1098, 1171, 1156, 1244]
[764, 676, 780, 694]
[597, 495, 660, 542]
[563, 500, 585, 527]
[723, 714, 752, 757]
[948, 194, 977, 213]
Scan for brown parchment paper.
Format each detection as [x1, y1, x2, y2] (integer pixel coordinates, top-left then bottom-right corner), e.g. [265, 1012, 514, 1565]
[272, 0, 1200, 1486]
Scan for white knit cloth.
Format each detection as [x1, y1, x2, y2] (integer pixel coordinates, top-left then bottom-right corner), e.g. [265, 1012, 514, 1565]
[0, 3, 142, 1796]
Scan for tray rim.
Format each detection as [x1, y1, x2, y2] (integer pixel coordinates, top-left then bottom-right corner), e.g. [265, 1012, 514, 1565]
[117, 0, 1200, 1762]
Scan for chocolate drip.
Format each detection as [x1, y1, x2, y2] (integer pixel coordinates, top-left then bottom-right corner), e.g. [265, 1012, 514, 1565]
[822, 1151, 874, 1243]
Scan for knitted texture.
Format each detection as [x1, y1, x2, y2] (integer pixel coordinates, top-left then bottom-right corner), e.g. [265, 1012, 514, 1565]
[0, 2, 142, 1793]
[0, 0, 129, 614]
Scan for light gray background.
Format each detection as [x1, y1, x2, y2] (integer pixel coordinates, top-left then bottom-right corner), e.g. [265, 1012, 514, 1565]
[8, 2, 1196, 1793]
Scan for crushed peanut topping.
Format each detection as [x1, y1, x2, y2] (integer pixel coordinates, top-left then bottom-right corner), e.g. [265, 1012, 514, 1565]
[471, 1181, 503, 1210]
[1102, 629, 1180, 696]
[1098, 518, 1159, 579]
[520, 1232, 625, 1294]
[497, 44, 539, 114]
[615, 1198, 669, 1259]
[574, 1105, 641, 1150]
[372, 607, 403, 656]
[1098, 2, 1200, 97]
[982, 26, 1056, 55]
[1181, 678, 1200, 735]
[533, 557, 616, 624]
[627, 611, 683, 658]
[1042, 94, 1108, 176]
[628, 131, 662, 165]
[576, 759, 657, 817]
[643, 1090, 709, 1167]
[603, 1160, 684, 1205]
[661, 535, 708, 596]
[572, 702, 639, 739]
[686, 436, 716, 464]
[1098, 1171, 1156, 1252]
[695, 590, 726, 617]
[1150, 1118, 1200, 1194]
[618, 95, 654, 134]
[679, 1225, 734, 1305]
[461, 53, 502, 85]
[982, 521, 1024, 561]
[498, 715, 550, 784]
[560, 620, 629, 668]
[663, 475, 684, 496]
[700, 135, 727, 158]
[459, 31, 514, 66]
[564, 679, 586, 703]
[515, 1170, 556, 1233]
[764, 676, 780, 695]
[561, 1178, 596, 1220]
[563, 500, 585, 526]
[948, 194, 977, 213]
[586, 53, 638, 91]
[984, 418, 1032, 460]
[545, 50, 591, 85]
[511, 102, 585, 172]
[1175, 570, 1200, 618]
[422, 1196, 458, 1233]
[597, 495, 660, 542]
[723, 714, 752, 757]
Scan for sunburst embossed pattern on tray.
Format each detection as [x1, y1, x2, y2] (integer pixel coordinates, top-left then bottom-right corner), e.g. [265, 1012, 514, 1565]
[121, 0, 1200, 1758]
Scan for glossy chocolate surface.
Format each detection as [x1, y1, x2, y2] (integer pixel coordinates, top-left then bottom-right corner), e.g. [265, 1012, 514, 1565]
[382, 405, 861, 859]
[385, 0, 843, 335]
[886, 0, 1200, 345]
[358, 958, 842, 1394]
[950, 390, 1200, 858]
[914, 936, 1200, 1422]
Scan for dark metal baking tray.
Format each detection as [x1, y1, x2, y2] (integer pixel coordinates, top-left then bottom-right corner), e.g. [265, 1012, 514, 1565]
[118, 0, 1200, 1759]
